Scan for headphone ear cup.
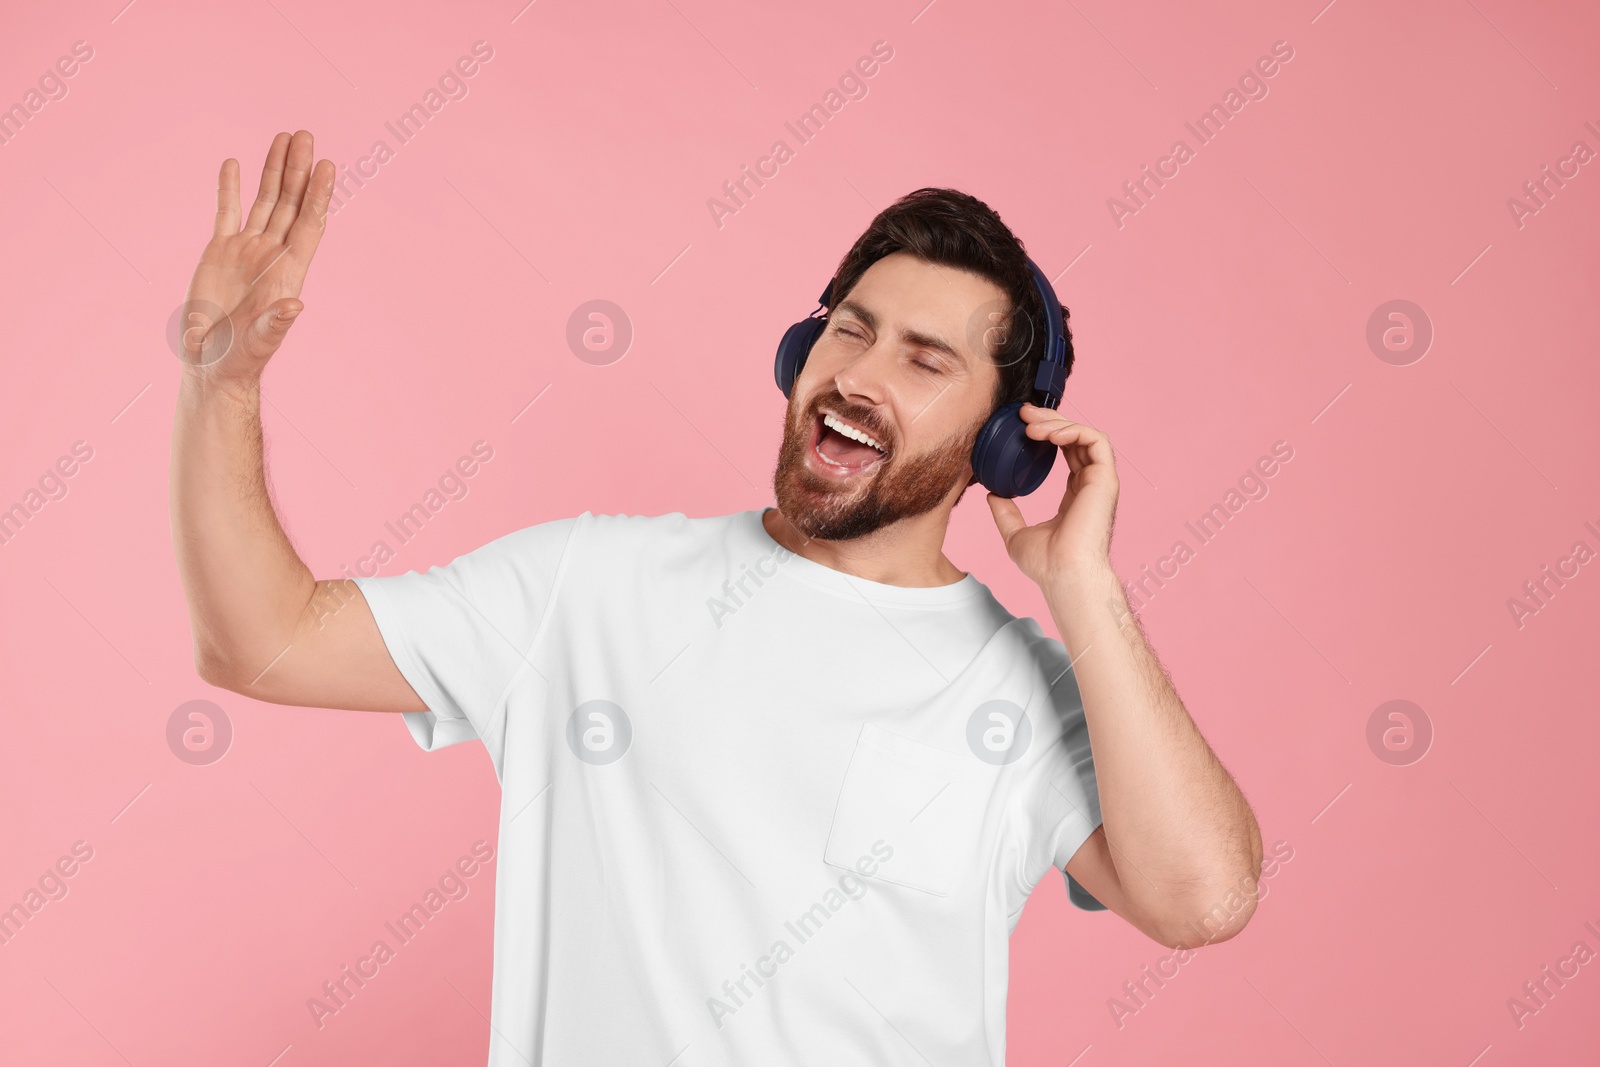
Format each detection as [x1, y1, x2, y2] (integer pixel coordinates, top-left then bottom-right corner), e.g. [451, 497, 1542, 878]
[775, 317, 827, 398]
[970, 401, 1057, 498]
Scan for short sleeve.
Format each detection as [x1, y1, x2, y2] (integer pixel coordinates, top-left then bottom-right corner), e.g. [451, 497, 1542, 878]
[353, 513, 585, 771]
[1041, 649, 1103, 870]
[1004, 630, 1104, 905]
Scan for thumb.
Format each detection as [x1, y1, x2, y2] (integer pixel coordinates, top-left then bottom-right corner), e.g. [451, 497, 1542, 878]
[987, 492, 1027, 543]
[246, 298, 304, 355]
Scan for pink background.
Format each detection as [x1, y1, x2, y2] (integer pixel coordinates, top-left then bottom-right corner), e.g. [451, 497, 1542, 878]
[2, 0, 1597, 1063]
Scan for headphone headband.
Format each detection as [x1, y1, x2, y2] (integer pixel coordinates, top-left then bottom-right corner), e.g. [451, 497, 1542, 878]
[1022, 257, 1068, 408]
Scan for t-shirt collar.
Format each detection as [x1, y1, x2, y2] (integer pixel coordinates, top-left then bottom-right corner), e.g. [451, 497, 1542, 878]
[747, 508, 984, 607]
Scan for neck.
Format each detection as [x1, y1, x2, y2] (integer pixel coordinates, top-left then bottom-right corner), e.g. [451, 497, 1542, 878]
[762, 505, 968, 588]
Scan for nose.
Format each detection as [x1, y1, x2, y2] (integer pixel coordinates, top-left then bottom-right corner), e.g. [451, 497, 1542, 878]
[832, 336, 893, 411]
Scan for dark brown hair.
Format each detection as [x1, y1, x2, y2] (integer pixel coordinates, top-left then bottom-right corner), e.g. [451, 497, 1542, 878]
[826, 187, 1075, 413]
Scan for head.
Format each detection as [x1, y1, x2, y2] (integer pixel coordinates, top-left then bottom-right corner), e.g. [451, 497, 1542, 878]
[773, 188, 1074, 541]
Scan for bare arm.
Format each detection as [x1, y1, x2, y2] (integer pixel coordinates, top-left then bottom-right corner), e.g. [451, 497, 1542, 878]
[1053, 567, 1261, 948]
[990, 405, 1261, 949]
[169, 129, 424, 714]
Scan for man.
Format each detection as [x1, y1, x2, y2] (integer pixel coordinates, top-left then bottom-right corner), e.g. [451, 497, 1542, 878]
[173, 130, 1262, 1065]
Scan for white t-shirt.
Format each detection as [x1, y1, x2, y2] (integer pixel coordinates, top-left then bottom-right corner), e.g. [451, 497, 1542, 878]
[354, 508, 1102, 1066]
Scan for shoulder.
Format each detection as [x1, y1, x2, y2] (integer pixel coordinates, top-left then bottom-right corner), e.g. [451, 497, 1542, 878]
[984, 616, 1087, 742]
[567, 510, 754, 569]
[980, 612, 1074, 677]
[461, 512, 586, 566]
[578, 510, 744, 546]
[460, 510, 749, 578]
[1019, 617, 1076, 686]
[482, 510, 730, 549]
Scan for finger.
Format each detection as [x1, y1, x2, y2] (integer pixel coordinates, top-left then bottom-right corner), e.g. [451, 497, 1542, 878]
[1025, 418, 1097, 447]
[242, 132, 291, 235]
[241, 297, 305, 361]
[1024, 419, 1117, 477]
[1023, 413, 1080, 435]
[213, 158, 240, 238]
[1020, 407, 1097, 438]
[1023, 412, 1104, 445]
[1062, 435, 1113, 483]
[265, 130, 315, 241]
[1020, 404, 1087, 426]
[1066, 425, 1114, 463]
[283, 159, 336, 267]
[987, 493, 1027, 541]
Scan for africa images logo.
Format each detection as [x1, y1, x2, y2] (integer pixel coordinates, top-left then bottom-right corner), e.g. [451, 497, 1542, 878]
[705, 541, 800, 628]
[565, 700, 633, 765]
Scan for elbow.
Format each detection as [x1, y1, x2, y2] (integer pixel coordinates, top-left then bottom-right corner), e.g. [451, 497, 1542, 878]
[1197, 883, 1259, 945]
[193, 644, 242, 692]
[1149, 873, 1261, 950]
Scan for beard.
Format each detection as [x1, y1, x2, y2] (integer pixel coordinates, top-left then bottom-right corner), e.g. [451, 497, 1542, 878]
[771, 386, 984, 541]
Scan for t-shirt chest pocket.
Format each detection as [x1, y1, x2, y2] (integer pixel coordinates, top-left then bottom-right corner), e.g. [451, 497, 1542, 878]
[823, 722, 997, 898]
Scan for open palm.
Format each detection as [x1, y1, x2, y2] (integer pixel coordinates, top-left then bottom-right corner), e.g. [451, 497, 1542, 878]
[180, 130, 334, 380]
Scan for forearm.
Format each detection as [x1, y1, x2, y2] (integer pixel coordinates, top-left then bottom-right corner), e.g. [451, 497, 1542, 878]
[169, 367, 316, 684]
[1044, 561, 1261, 939]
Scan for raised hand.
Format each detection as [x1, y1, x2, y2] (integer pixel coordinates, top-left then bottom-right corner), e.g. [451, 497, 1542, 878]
[179, 130, 335, 384]
[987, 402, 1121, 588]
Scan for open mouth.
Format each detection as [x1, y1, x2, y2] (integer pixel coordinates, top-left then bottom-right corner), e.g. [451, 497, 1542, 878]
[808, 409, 889, 477]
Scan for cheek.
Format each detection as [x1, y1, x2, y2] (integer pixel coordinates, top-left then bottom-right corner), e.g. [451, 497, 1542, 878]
[907, 393, 991, 448]
[802, 337, 851, 377]
[891, 376, 958, 424]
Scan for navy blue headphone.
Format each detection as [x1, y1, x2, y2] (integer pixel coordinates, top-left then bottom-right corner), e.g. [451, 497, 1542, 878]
[774, 256, 1070, 498]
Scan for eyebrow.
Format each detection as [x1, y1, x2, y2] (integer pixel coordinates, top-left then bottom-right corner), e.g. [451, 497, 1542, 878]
[833, 299, 970, 367]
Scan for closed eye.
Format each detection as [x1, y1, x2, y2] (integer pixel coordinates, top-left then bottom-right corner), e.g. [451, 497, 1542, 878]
[833, 323, 940, 373]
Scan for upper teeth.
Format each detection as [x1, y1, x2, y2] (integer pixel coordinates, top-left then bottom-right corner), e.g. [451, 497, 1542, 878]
[823, 413, 885, 452]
